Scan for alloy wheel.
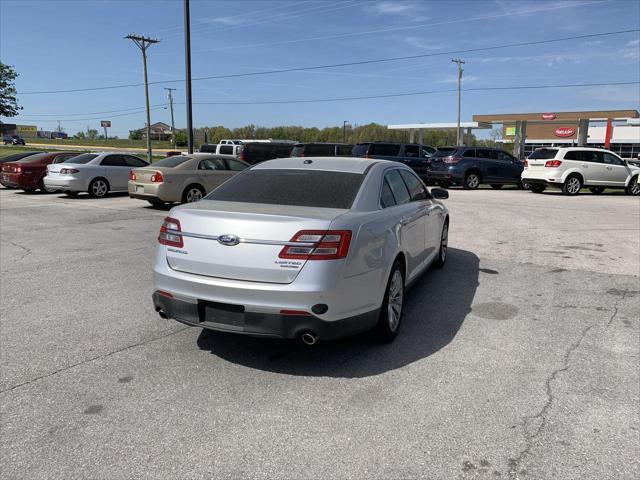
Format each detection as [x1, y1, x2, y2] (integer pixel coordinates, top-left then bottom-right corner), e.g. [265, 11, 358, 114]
[92, 180, 108, 197]
[440, 222, 448, 263]
[186, 188, 203, 202]
[566, 177, 581, 194]
[631, 178, 640, 195]
[387, 270, 403, 332]
[466, 174, 479, 189]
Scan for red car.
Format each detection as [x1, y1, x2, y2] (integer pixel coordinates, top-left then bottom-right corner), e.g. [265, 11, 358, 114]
[1, 151, 82, 192]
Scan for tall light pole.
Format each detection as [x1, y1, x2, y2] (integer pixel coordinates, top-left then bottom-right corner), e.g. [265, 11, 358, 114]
[184, 0, 194, 153]
[452, 58, 465, 146]
[126, 33, 159, 162]
[343, 120, 349, 143]
[165, 88, 177, 149]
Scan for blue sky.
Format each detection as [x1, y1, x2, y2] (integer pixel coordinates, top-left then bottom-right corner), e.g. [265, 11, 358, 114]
[1, 0, 639, 138]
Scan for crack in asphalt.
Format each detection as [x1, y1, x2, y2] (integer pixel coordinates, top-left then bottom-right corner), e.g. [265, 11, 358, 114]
[1, 238, 33, 260]
[507, 296, 626, 479]
[0, 326, 190, 394]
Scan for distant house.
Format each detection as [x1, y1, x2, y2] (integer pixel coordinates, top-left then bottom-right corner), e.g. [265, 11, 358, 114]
[130, 122, 172, 141]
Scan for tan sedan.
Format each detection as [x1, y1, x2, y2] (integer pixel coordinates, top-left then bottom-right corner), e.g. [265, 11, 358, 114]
[128, 154, 250, 206]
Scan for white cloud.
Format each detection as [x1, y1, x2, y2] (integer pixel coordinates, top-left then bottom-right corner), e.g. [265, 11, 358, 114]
[385, 34, 444, 50]
[620, 39, 639, 59]
[365, 1, 429, 21]
[201, 16, 242, 26]
[627, 39, 640, 46]
[581, 84, 640, 102]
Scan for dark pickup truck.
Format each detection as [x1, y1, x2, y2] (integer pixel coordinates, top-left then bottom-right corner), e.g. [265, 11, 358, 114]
[352, 142, 436, 179]
[426, 146, 524, 189]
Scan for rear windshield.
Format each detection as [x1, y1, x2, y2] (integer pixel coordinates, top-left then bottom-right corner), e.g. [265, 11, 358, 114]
[205, 169, 364, 209]
[153, 156, 191, 168]
[304, 144, 336, 156]
[14, 153, 49, 163]
[352, 144, 370, 157]
[528, 149, 558, 160]
[291, 145, 305, 156]
[64, 153, 98, 164]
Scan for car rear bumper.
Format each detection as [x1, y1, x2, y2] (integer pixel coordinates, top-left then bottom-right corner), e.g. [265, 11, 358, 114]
[43, 176, 86, 191]
[152, 292, 379, 340]
[128, 182, 175, 202]
[0, 173, 35, 188]
[425, 169, 461, 182]
[521, 171, 564, 186]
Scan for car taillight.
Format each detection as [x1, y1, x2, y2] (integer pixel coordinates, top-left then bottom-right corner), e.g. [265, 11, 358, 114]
[523, 159, 528, 167]
[279, 230, 351, 260]
[150, 171, 164, 183]
[158, 217, 183, 247]
[239, 152, 246, 161]
[545, 160, 562, 167]
[15, 165, 22, 173]
[443, 156, 462, 164]
[60, 168, 79, 174]
[129, 170, 137, 181]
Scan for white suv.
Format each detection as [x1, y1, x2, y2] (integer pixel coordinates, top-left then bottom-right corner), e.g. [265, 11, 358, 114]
[522, 147, 640, 196]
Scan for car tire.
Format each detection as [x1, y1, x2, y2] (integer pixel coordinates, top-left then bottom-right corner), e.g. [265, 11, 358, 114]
[22, 188, 37, 194]
[562, 174, 582, 196]
[88, 178, 109, 198]
[530, 184, 546, 193]
[463, 172, 480, 190]
[147, 199, 166, 207]
[625, 176, 640, 196]
[434, 219, 449, 269]
[375, 260, 404, 343]
[589, 187, 605, 195]
[182, 184, 205, 203]
[519, 180, 530, 190]
[490, 184, 503, 189]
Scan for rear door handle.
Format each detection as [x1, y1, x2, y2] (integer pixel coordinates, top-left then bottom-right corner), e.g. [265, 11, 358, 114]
[606, 166, 613, 170]
[581, 164, 588, 168]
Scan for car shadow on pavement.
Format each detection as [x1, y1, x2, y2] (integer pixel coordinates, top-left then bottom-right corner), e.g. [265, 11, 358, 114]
[196, 247, 479, 378]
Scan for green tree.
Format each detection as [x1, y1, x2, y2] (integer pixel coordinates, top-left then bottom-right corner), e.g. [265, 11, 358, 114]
[0, 62, 20, 117]
[129, 130, 142, 140]
[74, 131, 86, 140]
[174, 130, 187, 147]
[87, 129, 99, 140]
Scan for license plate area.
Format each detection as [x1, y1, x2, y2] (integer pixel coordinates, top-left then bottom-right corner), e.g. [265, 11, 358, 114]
[136, 186, 144, 194]
[198, 300, 246, 328]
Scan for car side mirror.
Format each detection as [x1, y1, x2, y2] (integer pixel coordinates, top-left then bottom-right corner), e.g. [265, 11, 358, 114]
[431, 188, 449, 200]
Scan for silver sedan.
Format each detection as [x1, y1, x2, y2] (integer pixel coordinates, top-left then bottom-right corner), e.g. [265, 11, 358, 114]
[152, 157, 450, 344]
[44, 152, 149, 198]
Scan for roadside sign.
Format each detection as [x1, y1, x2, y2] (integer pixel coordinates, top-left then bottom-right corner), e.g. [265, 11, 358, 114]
[100, 120, 111, 128]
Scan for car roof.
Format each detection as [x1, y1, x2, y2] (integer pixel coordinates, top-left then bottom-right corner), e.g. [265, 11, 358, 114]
[253, 156, 385, 174]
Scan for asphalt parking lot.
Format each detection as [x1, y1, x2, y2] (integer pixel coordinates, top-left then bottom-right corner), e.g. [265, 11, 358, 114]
[1, 187, 638, 480]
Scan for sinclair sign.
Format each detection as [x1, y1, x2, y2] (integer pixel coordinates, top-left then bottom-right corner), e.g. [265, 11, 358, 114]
[554, 127, 576, 137]
[541, 113, 557, 120]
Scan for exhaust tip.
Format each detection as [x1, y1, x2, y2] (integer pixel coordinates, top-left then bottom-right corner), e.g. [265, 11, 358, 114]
[157, 309, 168, 319]
[300, 332, 318, 346]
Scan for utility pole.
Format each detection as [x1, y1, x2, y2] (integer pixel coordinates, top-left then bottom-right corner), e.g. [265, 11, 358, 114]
[126, 33, 160, 162]
[184, 0, 194, 153]
[165, 88, 177, 149]
[343, 120, 349, 143]
[452, 58, 465, 146]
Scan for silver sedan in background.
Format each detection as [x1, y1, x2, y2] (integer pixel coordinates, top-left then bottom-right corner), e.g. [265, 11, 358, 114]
[153, 157, 450, 345]
[44, 152, 149, 197]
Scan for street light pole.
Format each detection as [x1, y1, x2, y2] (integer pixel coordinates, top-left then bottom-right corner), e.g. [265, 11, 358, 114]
[165, 87, 177, 149]
[126, 33, 159, 163]
[184, 0, 194, 153]
[452, 58, 465, 146]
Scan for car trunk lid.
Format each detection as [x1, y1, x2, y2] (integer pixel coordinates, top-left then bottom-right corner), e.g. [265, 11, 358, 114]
[165, 201, 346, 284]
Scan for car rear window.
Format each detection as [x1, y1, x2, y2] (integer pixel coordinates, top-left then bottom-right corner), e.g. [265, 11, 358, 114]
[352, 144, 370, 157]
[304, 144, 336, 156]
[291, 145, 305, 156]
[528, 149, 558, 160]
[154, 156, 191, 168]
[63, 153, 98, 164]
[205, 169, 364, 209]
[370, 144, 401, 156]
[13, 153, 49, 163]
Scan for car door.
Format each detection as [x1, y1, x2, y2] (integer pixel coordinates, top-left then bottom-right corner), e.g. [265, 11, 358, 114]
[496, 150, 523, 182]
[574, 150, 606, 185]
[99, 155, 129, 190]
[197, 157, 232, 192]
[384, 169, 426, 281]
[399, 169, 440, 262]
[475, 148, 500, 182]
[602, 152, 630, 186]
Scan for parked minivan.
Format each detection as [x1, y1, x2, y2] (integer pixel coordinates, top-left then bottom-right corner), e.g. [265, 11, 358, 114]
[352, 142, 436, 179]
[291, 143, 353, 157]
[522, 147, 640, 195]
[238, 142, 295, 165]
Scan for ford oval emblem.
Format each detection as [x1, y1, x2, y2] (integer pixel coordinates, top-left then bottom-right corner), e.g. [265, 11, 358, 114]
[218, 234, 240, 246]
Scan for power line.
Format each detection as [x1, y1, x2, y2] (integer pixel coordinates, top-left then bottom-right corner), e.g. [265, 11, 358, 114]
[19, 104, 168, 116]
[17, 29, 639, 95]
[182, 81, 639, 105]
